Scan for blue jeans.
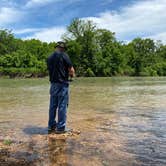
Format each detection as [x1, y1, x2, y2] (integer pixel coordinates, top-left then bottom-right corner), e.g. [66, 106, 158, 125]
[48, 83, 69, 130]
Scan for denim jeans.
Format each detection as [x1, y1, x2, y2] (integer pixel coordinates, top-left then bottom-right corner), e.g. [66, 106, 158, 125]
[48, 83, 69, 130]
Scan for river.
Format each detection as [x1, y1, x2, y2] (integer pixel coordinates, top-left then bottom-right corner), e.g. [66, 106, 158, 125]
[0, 77, 166, 166]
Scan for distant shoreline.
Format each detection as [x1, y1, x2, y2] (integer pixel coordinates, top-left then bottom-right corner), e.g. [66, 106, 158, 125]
[0, 75, 165, 79]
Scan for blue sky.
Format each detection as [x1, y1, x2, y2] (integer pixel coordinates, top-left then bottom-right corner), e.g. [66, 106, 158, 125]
[0, 0, 166, 43]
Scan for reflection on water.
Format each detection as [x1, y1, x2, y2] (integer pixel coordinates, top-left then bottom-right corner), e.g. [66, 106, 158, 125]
[0, 77, 166, 166]
[48, 138, 67, 165]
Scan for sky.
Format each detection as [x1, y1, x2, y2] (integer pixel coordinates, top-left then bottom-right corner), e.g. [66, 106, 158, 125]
[0, 0, 166, 43]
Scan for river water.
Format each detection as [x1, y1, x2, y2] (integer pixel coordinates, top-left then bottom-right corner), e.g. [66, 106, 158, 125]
[0, 77, 166, 166]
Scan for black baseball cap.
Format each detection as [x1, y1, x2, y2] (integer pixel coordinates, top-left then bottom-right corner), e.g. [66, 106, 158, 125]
[55, 41, 66, 49]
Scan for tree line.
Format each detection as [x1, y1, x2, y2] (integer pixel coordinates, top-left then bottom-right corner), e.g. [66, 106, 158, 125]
[0, 19, 166, 77]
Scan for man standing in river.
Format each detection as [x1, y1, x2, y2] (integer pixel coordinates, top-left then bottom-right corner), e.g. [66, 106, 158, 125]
[47, 41, 75, 134]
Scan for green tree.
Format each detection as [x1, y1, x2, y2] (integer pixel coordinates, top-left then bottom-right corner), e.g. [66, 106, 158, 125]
[0, 19, 166, 77]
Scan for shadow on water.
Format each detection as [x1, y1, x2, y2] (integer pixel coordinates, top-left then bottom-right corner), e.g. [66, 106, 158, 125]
[23, 126, 48, 135]
[22, 126, 77, 165]
[1, 127, 70, 165]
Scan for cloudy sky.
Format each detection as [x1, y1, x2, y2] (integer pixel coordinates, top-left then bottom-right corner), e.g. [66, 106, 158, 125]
[0, 0, 166, 43]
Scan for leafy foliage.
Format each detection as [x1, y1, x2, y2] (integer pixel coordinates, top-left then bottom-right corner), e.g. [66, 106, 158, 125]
[0, 19, 166, 77]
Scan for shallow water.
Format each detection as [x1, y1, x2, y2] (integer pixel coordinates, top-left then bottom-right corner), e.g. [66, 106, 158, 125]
[0, 77, 166, 166]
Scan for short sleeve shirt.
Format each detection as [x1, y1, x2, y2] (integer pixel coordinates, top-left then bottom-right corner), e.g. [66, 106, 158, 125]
[47, 51, 73, 83]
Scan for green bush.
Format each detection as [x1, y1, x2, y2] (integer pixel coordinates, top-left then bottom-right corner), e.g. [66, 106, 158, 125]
[154, 62, 166, 76]
[0, 26, 166, 78]
[140, 67, 158, 76]
[123, 66, 135, 76]
[86, 68, 95, 77]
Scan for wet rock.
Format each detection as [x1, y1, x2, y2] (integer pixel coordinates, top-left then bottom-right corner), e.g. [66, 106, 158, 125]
[48, 129, 81, 139]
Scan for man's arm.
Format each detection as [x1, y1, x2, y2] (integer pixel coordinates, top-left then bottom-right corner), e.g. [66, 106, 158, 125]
[47, 55, 53, 71]
[69, 66, 75, 78]
[47, 55, 55, 81]
[63, 53, 75, 77]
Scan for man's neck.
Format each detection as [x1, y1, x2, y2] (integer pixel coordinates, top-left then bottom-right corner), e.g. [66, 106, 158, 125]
[56, 49, 64, 54]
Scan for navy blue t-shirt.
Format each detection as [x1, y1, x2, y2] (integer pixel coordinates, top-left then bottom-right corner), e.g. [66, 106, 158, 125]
[47, 51, 73, 83]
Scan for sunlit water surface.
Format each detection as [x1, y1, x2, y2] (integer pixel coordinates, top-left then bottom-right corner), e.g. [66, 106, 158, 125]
[0, 77, 166, 166]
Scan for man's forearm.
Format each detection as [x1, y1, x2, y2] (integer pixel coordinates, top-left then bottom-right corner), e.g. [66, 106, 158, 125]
[69, 67, 75, 77]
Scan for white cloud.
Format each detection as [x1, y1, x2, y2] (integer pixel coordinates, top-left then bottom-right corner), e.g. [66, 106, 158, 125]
[83, 0, 166, 43]
[25, 0, 58, 8]
[14, 28, 44, 34]
[23, 27, 66, 42]
[7, 0, 166, 44]
[0, 7, 22, 26]
[25, 0, 81, 8]
[147, 32, 166, 44]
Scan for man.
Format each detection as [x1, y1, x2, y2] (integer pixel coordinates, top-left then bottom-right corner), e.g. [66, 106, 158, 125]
[47, 41, 75, 134]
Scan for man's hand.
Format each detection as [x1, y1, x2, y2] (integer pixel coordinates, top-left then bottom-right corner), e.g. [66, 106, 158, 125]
[69, 67, 75, 78]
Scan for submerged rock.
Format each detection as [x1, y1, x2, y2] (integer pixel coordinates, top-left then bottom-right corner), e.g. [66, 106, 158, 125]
[48, 129, 81, 139]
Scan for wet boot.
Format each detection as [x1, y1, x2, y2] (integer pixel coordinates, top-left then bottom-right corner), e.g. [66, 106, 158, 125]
[55, 128, 72, 134]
